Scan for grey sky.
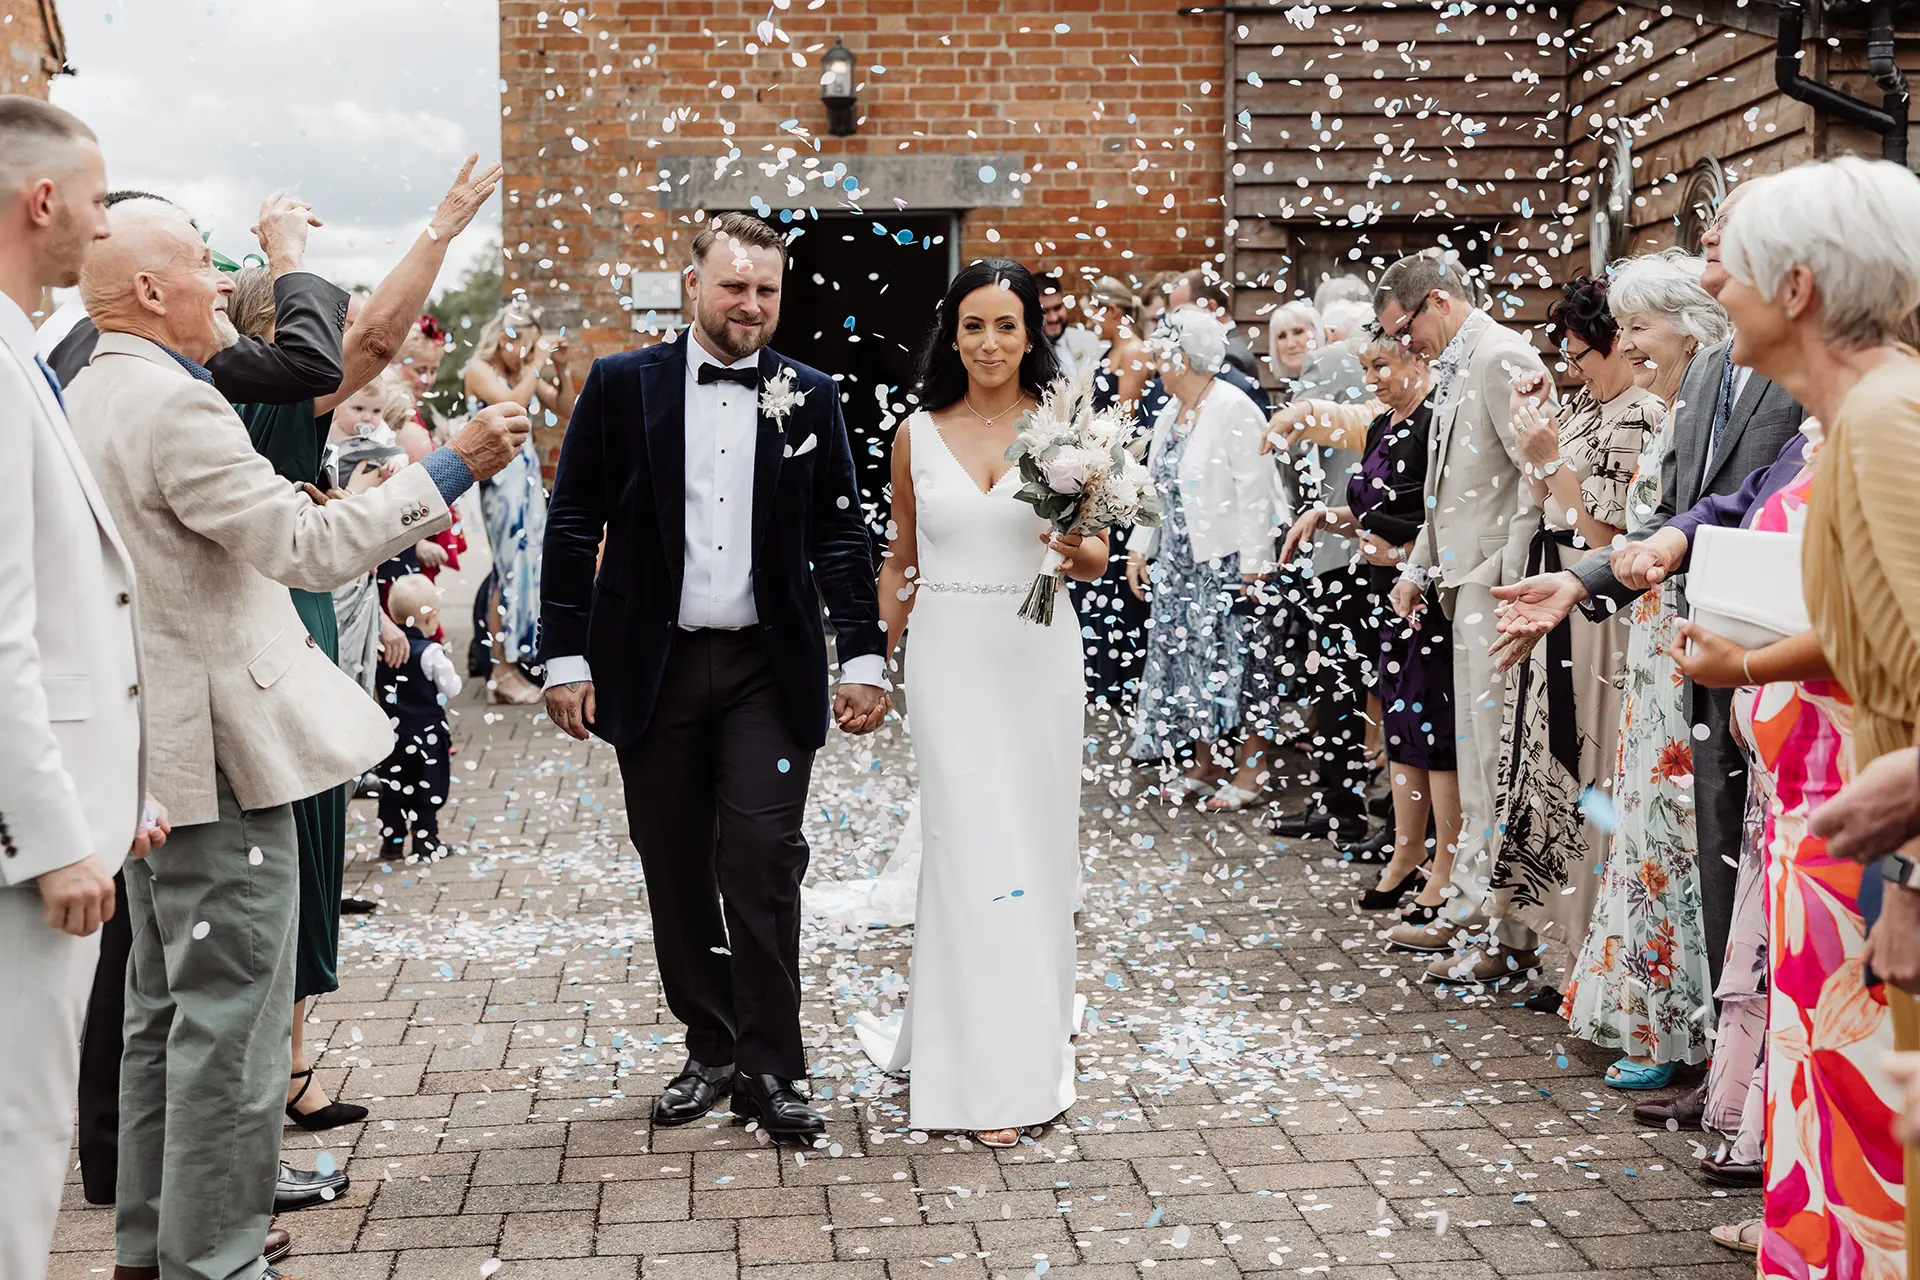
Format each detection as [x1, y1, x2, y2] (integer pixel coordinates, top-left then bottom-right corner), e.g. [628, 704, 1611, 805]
[51, 0, 502, 298]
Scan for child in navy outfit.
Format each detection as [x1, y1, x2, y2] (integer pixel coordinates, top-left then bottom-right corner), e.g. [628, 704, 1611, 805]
[376, 574, 463, 859]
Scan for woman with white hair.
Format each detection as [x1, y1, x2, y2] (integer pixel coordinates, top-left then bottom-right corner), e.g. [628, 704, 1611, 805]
[1125, 308, 1277, 793]
[1539, 252, 1728, 1086]
[464, 299, 575, 703]
[1660, 155, 1920, 1277]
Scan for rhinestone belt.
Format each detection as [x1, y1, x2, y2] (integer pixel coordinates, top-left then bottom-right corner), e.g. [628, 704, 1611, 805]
[917, 580, 1028, 595]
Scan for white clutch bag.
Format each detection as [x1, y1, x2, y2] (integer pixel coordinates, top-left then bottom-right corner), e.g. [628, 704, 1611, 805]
[1687, 525, 1810, 650]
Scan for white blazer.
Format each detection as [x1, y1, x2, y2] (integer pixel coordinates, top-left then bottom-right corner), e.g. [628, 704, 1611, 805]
[1128, 383, 1277, 571]
[0, 296, 144, 887]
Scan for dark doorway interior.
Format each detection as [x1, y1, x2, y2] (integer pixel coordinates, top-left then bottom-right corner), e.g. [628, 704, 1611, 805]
[773, 212, 955, 533]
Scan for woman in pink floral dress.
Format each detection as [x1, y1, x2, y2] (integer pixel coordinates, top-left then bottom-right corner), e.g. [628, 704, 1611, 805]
[1676, 458, 1905, 1276]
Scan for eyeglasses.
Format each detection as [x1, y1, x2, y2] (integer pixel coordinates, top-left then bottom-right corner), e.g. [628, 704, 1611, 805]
[1563, 341, 1597, 367]
[1388, 292, 1431, 346]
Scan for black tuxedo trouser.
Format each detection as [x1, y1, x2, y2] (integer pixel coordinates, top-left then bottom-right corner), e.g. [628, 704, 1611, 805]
[1304, 566, 1377, 821]
[76, 869, 132, 1205]
[1692, 681, 1746, 988]
[616, 629, 814, 1080]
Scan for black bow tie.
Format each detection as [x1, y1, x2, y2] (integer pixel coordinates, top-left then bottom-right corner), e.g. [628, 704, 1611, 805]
[697, 363, 762, 389]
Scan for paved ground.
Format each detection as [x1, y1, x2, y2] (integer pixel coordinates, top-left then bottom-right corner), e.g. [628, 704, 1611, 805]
[50, 558, 1760, 1279]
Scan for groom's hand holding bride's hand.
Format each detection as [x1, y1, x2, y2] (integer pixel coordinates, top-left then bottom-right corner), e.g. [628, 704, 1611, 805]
[834, 684, 889, 736]
[546, 680, 596, 741]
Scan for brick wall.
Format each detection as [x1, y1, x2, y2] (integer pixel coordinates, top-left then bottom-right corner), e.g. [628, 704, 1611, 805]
[3, 0, 63, 97]
[499, 0, 1228, 359]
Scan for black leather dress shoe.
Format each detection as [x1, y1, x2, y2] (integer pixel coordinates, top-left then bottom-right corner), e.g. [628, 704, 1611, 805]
[731, 1072, 826, 1139]
[1632, 1080, 1707, 1129]
[265, 1227, 292, 1264]
[274, 1162, 350, 1212]
[1269, 806, 1368, 840]
[653, 1058, 733, 1126]
[1338, 826, 1393, 863]
[1699, 1153, 1764, 1187]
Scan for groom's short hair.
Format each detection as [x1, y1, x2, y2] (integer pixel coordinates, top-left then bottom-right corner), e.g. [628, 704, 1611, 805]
[691, 212, 788, 268]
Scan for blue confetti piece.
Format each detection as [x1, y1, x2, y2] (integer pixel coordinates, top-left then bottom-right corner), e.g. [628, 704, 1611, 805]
[1145, 1206, 1164, 1228]
[437, 963, 453, 979]
[777, 759, 792, 773]
[1555, 1053, 1569, 1070]
[978, 164, 997, 183]
[314, 1152, 336, 1177]
[1010, 889, 1024, 897]
[843, 315, 855, 330]
[1579, 786, 1618, 833]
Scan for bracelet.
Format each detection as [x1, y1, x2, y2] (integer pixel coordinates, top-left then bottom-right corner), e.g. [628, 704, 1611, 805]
[1740, 650, 1756, 685]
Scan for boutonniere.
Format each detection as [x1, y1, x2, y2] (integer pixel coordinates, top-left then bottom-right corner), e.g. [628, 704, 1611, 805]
[758, 365, 806, 431]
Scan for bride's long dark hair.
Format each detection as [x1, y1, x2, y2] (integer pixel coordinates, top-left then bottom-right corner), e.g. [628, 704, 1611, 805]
[912, 258, 1061, 412]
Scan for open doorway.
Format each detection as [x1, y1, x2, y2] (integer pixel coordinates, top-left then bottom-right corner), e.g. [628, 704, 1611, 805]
[773, 211, 956, 533]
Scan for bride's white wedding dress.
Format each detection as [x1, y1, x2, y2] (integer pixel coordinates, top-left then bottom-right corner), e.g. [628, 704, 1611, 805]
[854, 409, 1084, 1131]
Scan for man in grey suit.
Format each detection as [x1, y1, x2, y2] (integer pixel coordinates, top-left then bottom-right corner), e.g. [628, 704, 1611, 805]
[69, 197, 530, 1280]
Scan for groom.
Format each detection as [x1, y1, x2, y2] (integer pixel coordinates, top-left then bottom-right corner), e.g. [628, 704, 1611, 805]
[540, 212, 888, 1138]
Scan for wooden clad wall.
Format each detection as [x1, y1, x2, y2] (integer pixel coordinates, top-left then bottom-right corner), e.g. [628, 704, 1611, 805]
[1224, 2, 1571, 351]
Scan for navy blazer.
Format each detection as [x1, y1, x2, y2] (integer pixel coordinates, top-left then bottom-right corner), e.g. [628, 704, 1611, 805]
[537, 336, 884, 751]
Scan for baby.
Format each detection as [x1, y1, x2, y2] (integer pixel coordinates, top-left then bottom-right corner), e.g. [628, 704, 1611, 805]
[375, 574, 463, 860]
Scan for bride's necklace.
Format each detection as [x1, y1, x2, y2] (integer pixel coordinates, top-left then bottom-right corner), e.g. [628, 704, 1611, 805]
[964, 391, 1027, 426]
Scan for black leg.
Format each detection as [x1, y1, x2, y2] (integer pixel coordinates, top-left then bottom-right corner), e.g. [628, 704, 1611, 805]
[708, 635, 815, 1079]
[617, 633, 733, 1066]
[75, 870, 130, 1205]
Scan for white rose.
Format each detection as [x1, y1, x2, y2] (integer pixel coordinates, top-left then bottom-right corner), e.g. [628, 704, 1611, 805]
[1039, 447, 1095, 494]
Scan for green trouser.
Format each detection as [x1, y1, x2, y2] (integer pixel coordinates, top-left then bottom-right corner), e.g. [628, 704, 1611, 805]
[116, 774, 296, 1280]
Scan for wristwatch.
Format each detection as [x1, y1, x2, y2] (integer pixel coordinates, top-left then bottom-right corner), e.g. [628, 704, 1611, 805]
[1880, 852, 1920, 892]
[1535, 457, 1566, 479]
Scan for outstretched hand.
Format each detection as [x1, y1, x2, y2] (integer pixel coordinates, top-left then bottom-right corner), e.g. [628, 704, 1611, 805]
[429, 154, 505, 242]
[835, 683, 890, 735]
[1489, 571, 1584, 672]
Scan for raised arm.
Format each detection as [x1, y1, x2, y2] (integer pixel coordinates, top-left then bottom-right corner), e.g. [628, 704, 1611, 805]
[316, 156, 502, 415]
[205, 192, 347, 405]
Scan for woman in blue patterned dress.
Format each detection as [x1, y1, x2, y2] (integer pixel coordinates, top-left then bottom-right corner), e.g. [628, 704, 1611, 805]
[1125, 309, 1277, 794]
[463, 300, 574, 703]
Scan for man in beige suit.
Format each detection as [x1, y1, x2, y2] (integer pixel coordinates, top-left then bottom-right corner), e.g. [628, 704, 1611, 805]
[0, 94, 160, 1280]
[1374, 253, 1545, 979]
[67, 196, 529, 1280]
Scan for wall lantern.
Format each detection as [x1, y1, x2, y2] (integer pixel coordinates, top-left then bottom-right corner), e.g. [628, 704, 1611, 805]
[821, 40, 857, 137]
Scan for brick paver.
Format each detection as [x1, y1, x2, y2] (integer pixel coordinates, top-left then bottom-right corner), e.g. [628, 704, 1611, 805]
[48, 561, 1759, 1278]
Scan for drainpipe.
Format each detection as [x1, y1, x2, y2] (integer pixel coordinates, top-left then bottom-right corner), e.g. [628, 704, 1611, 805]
[1775, 0, 1910, 166]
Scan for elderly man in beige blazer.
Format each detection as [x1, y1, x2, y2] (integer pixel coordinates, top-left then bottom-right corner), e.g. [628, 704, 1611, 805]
[0, 95, 156, 1280]
[1374, 253, 1545, 979]
[66, 196, 529, 1280]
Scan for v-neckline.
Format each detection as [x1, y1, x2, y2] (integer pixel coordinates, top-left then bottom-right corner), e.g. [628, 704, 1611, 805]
[928, 414, 1016, 497]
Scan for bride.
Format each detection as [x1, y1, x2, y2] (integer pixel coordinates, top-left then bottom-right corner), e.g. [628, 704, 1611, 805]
[862, 259, 1105, 1146]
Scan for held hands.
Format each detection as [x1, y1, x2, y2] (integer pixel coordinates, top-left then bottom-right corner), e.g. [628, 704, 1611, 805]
[1510, 385, 1562, 473]
[834, 683, 890, 735]
[429, 154, 504, 242]
[1612, 527, 1687, 591]
[545, 680, 597, 741]
[252, 189, 324, 272]
[36, 854, 116, 937]
[1809, 747, 1920, 863]
[449, 401, 533, 481]
[1669, 619, 1748, 688]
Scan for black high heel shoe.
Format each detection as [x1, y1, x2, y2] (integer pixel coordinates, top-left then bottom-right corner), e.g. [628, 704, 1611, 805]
[1395, 900, 1440, 929]
[1354, 864, 1427, 913]
[286, 1068, 368, 1131]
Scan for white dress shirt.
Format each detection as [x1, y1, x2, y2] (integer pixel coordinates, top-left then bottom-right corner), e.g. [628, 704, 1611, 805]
[1700, 363, 1755, 490]
[543, 328, 883, 690]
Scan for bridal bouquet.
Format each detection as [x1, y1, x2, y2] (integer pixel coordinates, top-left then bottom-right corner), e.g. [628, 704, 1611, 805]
[1003, 369, 1162, 625]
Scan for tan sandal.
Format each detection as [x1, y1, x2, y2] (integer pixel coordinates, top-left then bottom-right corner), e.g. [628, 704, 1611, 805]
[1709, 1219, 1761, 1255]
[975, 1128, 1020, 1148]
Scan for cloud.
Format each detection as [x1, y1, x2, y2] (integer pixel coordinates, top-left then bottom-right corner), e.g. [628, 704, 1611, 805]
[52, 0, 503, 296]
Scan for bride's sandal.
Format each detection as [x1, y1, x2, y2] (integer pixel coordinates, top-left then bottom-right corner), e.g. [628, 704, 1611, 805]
[975, 1128, 1021, 1148]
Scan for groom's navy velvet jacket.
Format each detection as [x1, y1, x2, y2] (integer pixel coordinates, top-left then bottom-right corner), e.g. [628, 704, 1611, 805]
[538, 336, 885, 751]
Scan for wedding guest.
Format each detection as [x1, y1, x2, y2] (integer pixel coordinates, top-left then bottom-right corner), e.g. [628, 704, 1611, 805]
[1281, 334, 1458, 916]
[375, 574, 462, 860]
[67, 194, 527, 1280]
[464, 298, 572, 704]
[1075, 275, 1154, 709]
[1126, 308, 1276, 796]
[0, 93, 152, 1280]
[1481, 269, 1664, 1008]
[1038, 272, 1100, 382]
[1697, 153, 1920, 1276]
[1169, 270, 1261, 382]
[1371, 251, 1545, 969]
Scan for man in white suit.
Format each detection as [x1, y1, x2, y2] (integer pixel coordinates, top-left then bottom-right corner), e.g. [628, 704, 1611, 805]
[67, 195, 530, 1280]
[0, 95, 155, 1280]
[1375, 252, 1547, 980]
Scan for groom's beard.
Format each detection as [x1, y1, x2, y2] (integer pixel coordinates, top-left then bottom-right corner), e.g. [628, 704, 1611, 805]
[694, 301, 777, 363]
